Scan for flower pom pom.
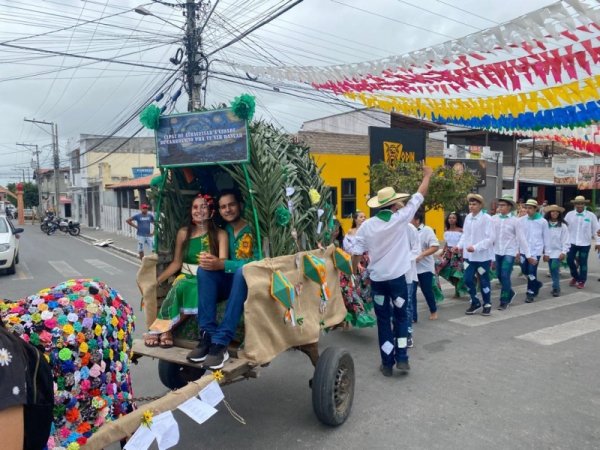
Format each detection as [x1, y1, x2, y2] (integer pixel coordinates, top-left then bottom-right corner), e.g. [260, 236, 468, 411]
[230, 93, 256, 121]
[308, 189, 321, 205]
[275, 205, 291, 227]
[139, 104, 161, 130]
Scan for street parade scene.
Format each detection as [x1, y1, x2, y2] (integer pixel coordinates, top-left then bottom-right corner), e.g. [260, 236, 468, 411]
[1, 0, 600, 449]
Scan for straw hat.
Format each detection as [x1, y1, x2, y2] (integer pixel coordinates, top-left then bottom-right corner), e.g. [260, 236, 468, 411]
[524, 199, 539, 209]
[367, 187, 410, 209]
[467, 193, 484, 204]
[545, 204, 564, 213]
[570, 195, 590, 204]
[496, 195, 515, 207]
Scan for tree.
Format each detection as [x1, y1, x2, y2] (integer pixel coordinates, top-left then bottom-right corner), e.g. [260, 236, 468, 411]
[6, 182, 39, 208]
[369, 161, 478, 212]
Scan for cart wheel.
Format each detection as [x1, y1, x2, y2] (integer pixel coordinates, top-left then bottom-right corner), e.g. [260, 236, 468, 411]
[312, 347, 354, 426]
[158, 360, 206, 390]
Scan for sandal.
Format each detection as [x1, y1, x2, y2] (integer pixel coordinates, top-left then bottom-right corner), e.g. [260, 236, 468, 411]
[144, 333, 159, 348]
[159, 332, 174, 349]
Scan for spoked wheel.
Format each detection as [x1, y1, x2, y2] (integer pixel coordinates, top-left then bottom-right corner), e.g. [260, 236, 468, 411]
[157, 360, 206, 390]
[312, 347, 355, 426]
[68, 226, 80, 236]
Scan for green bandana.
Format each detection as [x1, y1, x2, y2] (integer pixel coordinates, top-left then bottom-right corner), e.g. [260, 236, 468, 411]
[499, 214, 510, 219]
[527, 212, 542, 220]
[376, 210, 393, 222]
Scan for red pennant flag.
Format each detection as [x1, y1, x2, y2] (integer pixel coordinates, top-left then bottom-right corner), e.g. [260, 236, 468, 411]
[574, 51, 591, 75]
[560, 30, 579, 42]
[531, 62, 548, 84]
[562, 54, 577, 80]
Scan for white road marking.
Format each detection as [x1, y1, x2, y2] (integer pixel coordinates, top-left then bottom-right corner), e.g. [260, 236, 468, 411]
[15, 260, 33, 280]
[448, 291, 598, 327]
[516, 313, 600, 345]
[48, 261, 82, 277]
[84, 259, 120, 275]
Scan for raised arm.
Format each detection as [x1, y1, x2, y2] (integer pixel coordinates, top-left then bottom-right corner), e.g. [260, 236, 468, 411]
[417, 165, 433, 197]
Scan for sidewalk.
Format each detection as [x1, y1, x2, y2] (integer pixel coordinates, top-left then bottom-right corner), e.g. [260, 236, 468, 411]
[79, 226, 140, 259]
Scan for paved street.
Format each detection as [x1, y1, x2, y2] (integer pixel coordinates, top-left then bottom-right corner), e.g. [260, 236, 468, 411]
[2, 224, 600, 449]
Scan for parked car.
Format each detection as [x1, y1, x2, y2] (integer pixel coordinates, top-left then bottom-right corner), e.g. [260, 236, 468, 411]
[0, 215, 23, 275]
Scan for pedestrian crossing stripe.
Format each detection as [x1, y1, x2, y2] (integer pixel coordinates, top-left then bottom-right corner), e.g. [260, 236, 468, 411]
[448, 291, 598, 327]
[48, 261, 82, 277]
[516, 313, 600, 345]
[84, 259, 120, 275]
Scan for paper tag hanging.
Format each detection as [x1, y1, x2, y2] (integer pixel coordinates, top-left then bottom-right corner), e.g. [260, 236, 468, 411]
[285, 187, 295, 197]
[317, 221, 323, 234]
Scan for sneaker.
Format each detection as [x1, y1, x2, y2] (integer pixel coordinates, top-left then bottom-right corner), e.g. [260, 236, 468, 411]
[576, 281, 585, 289]
[525, 295, 534, 303]
[569, 278, 577, 287]
[508, 290, 516, 303]
[552, 289, 560, 297]
[202, 344, 229, 370]
[186, 332, 211, 363]
[407, 336, 414, 348]
[465, 303, 482, 315]
[498, 303, 509, 311]
[395, 361, 410, 373]
[481, 304, 492, 316]
[380, 365, 393, 377]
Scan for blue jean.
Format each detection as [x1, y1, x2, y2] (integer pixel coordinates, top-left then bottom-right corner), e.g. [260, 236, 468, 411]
[463, 260, 491, 306]
[416, 271, 437, 314]
[495, 254, 515, 304]
[567, 244, 591, 283]
[406, 281, 415, 334]
[197, 267, 248, 346]
[548, 258, 561, 291]
[520, 255, 542, 297]
[370, 275, 409, 368]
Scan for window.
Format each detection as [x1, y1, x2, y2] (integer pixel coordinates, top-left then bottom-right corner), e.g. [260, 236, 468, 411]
[341, 178, 356, 218]
[328, 186, 338, 212]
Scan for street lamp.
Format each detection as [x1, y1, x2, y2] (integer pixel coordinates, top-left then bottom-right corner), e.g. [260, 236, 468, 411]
[134, 5, 184, 30]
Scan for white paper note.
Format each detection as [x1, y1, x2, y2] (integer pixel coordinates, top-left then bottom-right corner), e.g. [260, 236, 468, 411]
[393, 297, 405, 308]
[477, 267, 486, 275]
[124, 426, 155, 450]
[200, 380, 225, 407]
[178, 397, 217, 425]
[381, 341, 394, 355]
[151, 411, 180, 450]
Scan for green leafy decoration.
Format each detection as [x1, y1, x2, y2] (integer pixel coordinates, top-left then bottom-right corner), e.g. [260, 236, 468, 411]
[230, 94, 256, 121]
[139, 104, 161, 130]
[275, 205, 291, 227]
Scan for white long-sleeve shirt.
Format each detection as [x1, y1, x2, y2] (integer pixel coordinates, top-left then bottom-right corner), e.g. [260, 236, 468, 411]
[564, 210, 600, 246]
[457, 211, 493, 262]
[491, 214, 531, 258]
[353, 193, 424, 282]
[518, 214, 548, 257]
[544, 222, 570, 258]
[406, 223, 419, 283]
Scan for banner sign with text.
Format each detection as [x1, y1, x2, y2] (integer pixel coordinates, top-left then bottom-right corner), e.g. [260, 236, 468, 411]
[156, 109, 249, 167]
[368, 127, 426, 167]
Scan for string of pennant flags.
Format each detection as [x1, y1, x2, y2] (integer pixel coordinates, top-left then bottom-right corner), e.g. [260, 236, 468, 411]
[236, 0, 600, 153]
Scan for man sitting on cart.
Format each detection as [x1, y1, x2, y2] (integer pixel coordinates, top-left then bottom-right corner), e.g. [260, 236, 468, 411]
[187, 188, 257, 369]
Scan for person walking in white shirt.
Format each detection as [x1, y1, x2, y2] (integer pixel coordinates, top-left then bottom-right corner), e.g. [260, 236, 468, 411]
[405, 221, 419, 348]
[410, 209, 440, 320]
[543, 205, 570, 297]
[453, 193, 494, 316]
[517, 199, 548, 303]
[352, 167, 432, 377]
[564, 195, 600, 289]
[491, 195, 530, 310]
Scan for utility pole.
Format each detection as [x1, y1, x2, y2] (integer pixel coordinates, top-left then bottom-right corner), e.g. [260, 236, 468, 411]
[185, 0, 200, 112]
[24, 118, 60, 214]
[16, 143, 42, 213]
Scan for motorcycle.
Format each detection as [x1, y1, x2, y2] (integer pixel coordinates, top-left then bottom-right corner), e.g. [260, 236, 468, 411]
[40, 212, 56, 233]
[46, 218, 80, 236]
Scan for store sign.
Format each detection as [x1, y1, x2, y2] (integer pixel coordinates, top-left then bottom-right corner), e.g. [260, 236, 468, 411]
[553, 163, 578, 185]
[132, 167, 154, 178]
[155, 109, 249, 167]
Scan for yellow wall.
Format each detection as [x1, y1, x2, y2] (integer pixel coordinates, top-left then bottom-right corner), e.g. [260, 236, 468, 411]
[313, 153, 446, 240]
[86, 152, 158, 180]
[312, 153, 370, 232]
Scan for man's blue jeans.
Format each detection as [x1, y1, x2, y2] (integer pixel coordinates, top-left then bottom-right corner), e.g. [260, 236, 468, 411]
[416, 271, 437, 314]
[520, 255, 542, 297]
[197, 267, 248, 346]
[548, 258, 561, 291]
[567, 244, 591, 283]
[370, 275, 409, 368]
[495, 254, 515, 304]
[463, 260, 491, 306]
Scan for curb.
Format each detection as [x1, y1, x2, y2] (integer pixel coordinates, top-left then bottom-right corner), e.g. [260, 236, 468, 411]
[79, 233, 139, 259]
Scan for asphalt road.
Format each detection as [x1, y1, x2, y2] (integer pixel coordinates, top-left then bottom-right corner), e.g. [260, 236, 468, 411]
[2, 224, 600, 450]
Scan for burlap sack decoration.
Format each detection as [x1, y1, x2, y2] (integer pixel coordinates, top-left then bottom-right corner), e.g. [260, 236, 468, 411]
[242, 245, 346, 365]
[136, 253, 159, 329]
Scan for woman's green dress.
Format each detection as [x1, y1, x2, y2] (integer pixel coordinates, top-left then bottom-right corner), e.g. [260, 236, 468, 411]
[149, 234, 209, 334]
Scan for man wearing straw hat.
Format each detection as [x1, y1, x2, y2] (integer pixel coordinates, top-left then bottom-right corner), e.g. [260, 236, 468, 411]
[491, 195, 530, 310]
[453, 193, 494, 316]
[351, 166, 433, 377]
[517, 199, 548, 302]
[564, 195, 600, 289]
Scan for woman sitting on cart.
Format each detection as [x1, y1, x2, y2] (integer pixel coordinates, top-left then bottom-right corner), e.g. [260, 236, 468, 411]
[145, 193, 228, 348]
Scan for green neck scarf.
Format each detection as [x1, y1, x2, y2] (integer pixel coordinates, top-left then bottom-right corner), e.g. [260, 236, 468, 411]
[376, 210, 393, 222]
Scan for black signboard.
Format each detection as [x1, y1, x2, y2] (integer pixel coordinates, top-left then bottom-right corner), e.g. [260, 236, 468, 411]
[368, 127, 426, 166]
[446, 158, 487, 187]
[156, 109, 249, 167]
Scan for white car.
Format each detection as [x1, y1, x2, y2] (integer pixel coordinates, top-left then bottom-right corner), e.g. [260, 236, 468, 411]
[0, 215, 23, 275]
